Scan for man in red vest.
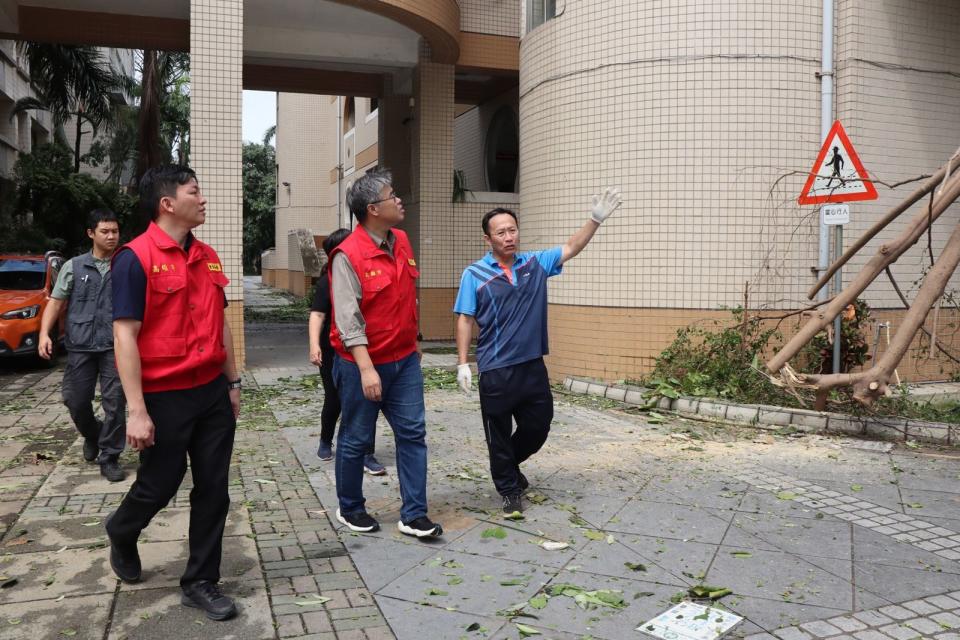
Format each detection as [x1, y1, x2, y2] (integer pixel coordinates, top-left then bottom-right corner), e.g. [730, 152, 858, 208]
[105, 165, 241, 621]
[330, 168, 442, 538]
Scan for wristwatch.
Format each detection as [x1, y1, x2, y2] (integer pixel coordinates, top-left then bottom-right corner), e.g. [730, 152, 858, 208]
[228, 379, 242, 390]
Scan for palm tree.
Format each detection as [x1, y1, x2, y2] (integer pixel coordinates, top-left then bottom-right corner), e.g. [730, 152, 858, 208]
[13, 43, 123, 173]
[135, 50, 189, 180]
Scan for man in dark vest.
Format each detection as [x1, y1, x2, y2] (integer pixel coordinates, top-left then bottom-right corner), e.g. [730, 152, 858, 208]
[329, 168, 442, 538]
[39, 209, 126, 482]
[105, 165, 241, 621]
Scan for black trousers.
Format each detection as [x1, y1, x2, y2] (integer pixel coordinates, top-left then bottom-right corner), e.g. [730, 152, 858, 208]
[478, 357, 553, 497]
[61, 349, 126, 462]
[106, 375, 236, 586]
[319, 349, 341, 445]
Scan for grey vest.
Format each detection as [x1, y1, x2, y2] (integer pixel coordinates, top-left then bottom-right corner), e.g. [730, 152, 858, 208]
[65, 252, 114, 352]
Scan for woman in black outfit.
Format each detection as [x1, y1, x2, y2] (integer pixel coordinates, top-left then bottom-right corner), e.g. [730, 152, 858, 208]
[308, 229, 385, 474]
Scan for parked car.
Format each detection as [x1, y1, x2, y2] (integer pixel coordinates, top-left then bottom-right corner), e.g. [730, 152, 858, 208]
[0, 251, 65, 359]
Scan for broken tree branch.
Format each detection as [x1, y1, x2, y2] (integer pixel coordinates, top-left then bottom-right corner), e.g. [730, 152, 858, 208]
[808, 148, 960, 299]
[768, 166, 960, 374]
[884, 267, 960, 365]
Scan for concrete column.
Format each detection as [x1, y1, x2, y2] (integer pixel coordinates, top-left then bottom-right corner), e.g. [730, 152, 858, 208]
[190, 0, 245, 368]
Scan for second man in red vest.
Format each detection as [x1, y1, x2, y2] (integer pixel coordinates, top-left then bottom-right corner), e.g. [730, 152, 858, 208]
[329, 168, 442, 538]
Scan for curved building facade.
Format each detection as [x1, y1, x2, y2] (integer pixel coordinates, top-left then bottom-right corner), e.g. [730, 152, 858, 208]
[519, 1, 960, 382]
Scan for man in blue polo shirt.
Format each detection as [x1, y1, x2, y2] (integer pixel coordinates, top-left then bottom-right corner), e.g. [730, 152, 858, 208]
[454, 188, 622, 514]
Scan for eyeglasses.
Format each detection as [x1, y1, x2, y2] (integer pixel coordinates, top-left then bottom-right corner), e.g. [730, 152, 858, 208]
[370, 191, 400, 205]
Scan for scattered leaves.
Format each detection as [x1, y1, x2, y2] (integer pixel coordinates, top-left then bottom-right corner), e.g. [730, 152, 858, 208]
[500, 578, 528, 587]
[482, 527, 507, 539]
[624, 562, 647, 572]
[516, 623, 541, 637]
[546, 584, 626, 610]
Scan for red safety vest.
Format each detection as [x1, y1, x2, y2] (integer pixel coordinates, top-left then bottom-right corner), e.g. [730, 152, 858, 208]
[329, 226, 419, 365]
[122, 222, 228, 393]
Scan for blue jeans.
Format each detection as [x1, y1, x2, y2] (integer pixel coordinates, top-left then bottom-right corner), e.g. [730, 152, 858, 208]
[333, 352, 428, 523]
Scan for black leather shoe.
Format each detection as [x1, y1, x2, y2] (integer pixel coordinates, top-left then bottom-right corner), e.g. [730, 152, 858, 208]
[100, 458, 126, 482]
[106, 513, 141, 583]
[82, 437, 98, 463]
[181, 580, 238, 621]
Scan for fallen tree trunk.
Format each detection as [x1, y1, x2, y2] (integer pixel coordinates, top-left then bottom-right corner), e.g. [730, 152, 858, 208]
[797, 219, 960, 403]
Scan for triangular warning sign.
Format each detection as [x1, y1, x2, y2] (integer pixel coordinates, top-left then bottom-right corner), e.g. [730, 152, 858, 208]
[798, 120, 878, 205]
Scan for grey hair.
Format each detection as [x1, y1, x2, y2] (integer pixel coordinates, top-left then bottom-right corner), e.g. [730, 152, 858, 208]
[347, 167, 393, 223]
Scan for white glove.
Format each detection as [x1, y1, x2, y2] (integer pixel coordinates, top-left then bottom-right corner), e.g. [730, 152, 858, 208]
[590, 187, 623, 224]
[457, 363, 472, 393]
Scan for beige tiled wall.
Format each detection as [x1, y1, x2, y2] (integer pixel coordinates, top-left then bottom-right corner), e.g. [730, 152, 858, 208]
[834, 0, 960, 309]
[460, 0, 520, 37]
[190, 0, 244, 363]
[521, 0, 823, 312]
[413, 42, 456, 284]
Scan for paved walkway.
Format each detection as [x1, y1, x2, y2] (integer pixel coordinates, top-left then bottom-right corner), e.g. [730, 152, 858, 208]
[0, 280, 958, 638]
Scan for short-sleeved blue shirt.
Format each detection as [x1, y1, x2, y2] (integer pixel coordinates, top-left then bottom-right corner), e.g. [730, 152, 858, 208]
[454, 247, 563, 373]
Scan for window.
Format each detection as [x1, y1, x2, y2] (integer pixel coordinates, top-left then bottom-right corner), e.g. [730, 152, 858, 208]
[343, 98, 355, 134]
[485, 106, 519, 193]
[527, 0, 557, 32]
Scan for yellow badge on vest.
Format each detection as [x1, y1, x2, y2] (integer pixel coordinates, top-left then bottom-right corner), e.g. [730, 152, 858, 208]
[407, 258, 416, 266]
[364, 270, 383, 278]
[207, 263, 222, 272]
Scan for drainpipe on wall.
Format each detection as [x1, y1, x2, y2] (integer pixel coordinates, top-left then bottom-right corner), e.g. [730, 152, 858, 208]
[337, 96, 346, 229]
[816, 0, 834, 303]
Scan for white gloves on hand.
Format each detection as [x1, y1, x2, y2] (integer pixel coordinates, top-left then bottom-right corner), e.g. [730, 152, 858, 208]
[590, 187, 623, 224]
[457, 363, 473, 393]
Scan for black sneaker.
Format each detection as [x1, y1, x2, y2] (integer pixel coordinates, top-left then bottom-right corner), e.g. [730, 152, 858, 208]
[181, 580, 237, 621]
[397, 516, 443, 538]
[503, 494, 523, 515]
[82, 437, 98, 463]
[518, 471, 530, 494]
[105, 512, 141, 583]
[100, 458, 126, 482]
[336, 508, 380, 532]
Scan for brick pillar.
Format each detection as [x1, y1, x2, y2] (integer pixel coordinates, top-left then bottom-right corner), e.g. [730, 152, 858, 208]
[190, 0, 245, 369]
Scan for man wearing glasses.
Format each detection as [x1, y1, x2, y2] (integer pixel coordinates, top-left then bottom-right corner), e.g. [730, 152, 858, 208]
[453, 188, 622, 515]
[328, 168, 442, 538]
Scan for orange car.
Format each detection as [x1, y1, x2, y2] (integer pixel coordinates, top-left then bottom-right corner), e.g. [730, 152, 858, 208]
[0, 251, 65, 359]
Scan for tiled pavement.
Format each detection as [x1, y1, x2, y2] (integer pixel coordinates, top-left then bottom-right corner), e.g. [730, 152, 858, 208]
[0, 363, 389, 640]
[2, 322, 960, 639]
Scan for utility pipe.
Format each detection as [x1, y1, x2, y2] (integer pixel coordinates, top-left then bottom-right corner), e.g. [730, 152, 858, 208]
[816, 0, 835, 303]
